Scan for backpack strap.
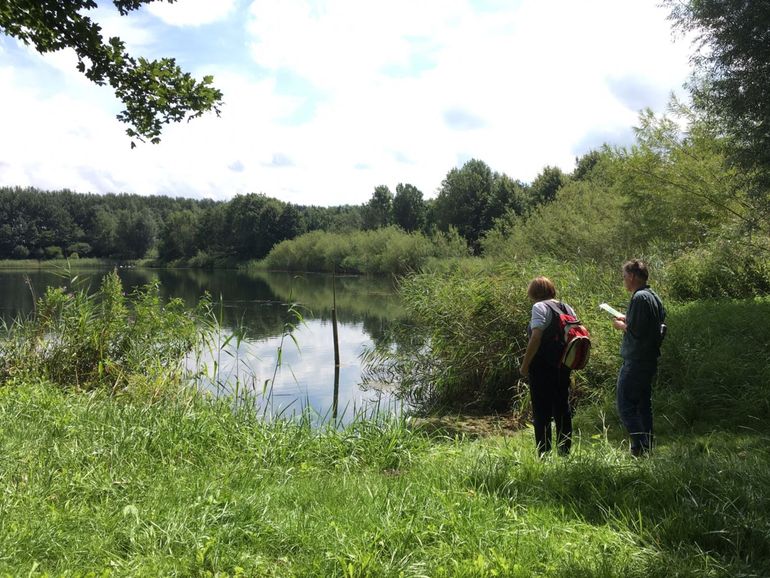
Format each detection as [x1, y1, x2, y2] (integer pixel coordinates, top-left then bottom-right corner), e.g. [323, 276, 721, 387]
[542, 300, 566, 341]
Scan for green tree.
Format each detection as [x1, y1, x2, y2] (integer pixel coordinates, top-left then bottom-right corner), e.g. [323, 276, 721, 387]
[0, 1, 222, 145]
[362, 185, 393, 230]
[116, 209, 157, 259]
[225, 194, 287, 259]
[276, 204, 306, 241]
[618, 107, 756, 251]
[484, 174, 527, 226]
[90, 207, 119, 257]
[572, 150, 603, 181]
[158, 209, 199, 261]
[528, 166, 568, 206]
[665, 0, 770, 188]
[392, 183, 426, 232]
[434, 159, 519, 252]
[195, 202, 229, 256]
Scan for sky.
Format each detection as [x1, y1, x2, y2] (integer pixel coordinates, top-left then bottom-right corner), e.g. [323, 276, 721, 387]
[0, 0, 694, 207]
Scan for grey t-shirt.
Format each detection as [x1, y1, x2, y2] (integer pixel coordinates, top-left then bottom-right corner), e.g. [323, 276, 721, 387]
[529, 299, 576, 331]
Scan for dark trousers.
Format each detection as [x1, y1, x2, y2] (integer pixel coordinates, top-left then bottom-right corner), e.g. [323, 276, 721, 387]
[616, 359, 657, 452]
[529, 363, 572, 455]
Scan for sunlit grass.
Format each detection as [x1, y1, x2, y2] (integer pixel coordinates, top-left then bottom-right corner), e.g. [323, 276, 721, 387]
[0, 380, 767, 576]
[0, 258, 115, 269]
[2, 262, 769, 575]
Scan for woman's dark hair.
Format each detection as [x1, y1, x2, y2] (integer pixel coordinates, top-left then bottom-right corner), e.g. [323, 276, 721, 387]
[527, 276, 557, 301]
[622, 259, 649, 282]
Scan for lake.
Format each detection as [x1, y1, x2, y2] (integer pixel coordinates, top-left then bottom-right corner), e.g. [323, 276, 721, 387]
[0, 266, 404, 423]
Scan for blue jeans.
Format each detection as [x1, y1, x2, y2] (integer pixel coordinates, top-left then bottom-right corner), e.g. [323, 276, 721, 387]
[616, 359, 657, 452]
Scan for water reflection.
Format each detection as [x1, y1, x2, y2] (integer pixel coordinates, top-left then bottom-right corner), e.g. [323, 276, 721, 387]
[0, 267, 402, 423]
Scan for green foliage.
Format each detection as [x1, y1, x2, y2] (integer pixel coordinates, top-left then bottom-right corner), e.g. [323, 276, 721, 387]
[665, 0, 770, 187]
[256, 227, 469, 275]
[1, 380, 768, 575]
[43, 245, 63, 259]
[117, 208, 158, 259]
[361, 185, 393, 230]
[0, 0, 223, 145]
[482, 150, 631, 264]
[157, 209, 199, 261]
[619, 106, 753, 252]
[66, 241, 92, 257]
[392, 183, 426, 232]
[665, 238, 770, 300]
[0, 270, 207, 392]
[528, 165, 568, 206]
[434, 159, 525, 253]
[657, 297, 770, 430]
[368, 259, 623, 412]
[484, 108, 769, 267]
[11, 245, 29, 259]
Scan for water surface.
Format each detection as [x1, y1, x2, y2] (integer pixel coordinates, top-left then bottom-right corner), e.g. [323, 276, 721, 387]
[0, 266, 402, 423]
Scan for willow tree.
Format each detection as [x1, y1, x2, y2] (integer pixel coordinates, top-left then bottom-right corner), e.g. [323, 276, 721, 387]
[0, 0, 223, 146]
[665, 0, 770, 192]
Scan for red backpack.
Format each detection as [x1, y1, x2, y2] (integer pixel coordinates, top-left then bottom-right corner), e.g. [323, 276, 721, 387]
[543, 301, 591, 370]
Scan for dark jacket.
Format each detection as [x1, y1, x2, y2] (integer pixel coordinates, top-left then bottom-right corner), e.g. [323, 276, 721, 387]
[621, 286, 666, 361]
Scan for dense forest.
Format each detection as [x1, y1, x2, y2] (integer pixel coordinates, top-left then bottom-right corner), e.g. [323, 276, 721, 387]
[0, 158, 569, 265]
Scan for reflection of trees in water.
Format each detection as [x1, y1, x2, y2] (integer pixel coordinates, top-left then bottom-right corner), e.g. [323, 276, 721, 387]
[249, 271, 403, 322]
[1, 268, 404, 344]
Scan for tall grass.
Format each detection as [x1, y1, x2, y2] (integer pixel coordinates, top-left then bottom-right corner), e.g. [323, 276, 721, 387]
[364, 258, 625, 413]
[250, 227, 470, 275]
[0, 380, 768, 576]
[0, 270, 209, 395]
[0, 258, 116, 269]
[655, 297, 770, 431]
[664, 238, 770, 300]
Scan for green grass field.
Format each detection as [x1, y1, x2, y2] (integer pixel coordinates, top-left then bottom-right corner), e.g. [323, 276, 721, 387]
[1, 273, 768, 576]
[0, 379, 768, 577]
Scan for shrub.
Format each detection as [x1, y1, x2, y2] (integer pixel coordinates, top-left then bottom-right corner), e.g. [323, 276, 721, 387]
[665, 239, 770, 300]
[44, 245, 63, 259]
[0, 271, 209, 393]
[364, 258, 624, 413]
[255, 227, 469, 275]
[11, 245, 29, 259]
[67, 242, 92, 257]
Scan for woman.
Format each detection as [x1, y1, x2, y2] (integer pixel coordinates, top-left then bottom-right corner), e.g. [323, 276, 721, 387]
[519, 276, 576, 455]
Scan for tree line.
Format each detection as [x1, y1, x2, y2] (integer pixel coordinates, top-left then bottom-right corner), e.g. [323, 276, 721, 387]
[0, 159, 579, 264]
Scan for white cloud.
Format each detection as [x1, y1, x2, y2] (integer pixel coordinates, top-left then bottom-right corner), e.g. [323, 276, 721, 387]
[147, 0, 237, 27]
[0, 0, 693, 205]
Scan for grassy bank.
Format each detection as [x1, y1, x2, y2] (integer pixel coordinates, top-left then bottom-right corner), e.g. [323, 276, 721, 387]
[2, 258, 769, 575]
[0, 258, 118, 269]
[1, 380, 768, 577]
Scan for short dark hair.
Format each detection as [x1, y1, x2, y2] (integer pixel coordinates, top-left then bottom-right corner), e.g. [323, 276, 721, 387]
[622, 259, 649, 282]
[527, 276, 557, 301]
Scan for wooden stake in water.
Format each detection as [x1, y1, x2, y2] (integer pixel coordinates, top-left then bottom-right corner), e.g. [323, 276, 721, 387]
[332, 266, 341, 420]
[332, 266, 340, 368]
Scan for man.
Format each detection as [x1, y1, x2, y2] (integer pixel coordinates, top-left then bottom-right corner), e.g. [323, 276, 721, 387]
[611, 259, 666, 456]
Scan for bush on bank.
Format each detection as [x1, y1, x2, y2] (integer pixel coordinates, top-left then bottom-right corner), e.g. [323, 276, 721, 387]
[367, 256, 770, 424]
[364, 258, 626, 413]
[0, 270, 209, 393]
[251, 226, 470, 275]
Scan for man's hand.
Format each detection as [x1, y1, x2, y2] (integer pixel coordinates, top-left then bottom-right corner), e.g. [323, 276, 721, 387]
[612, 315, 627, 332]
